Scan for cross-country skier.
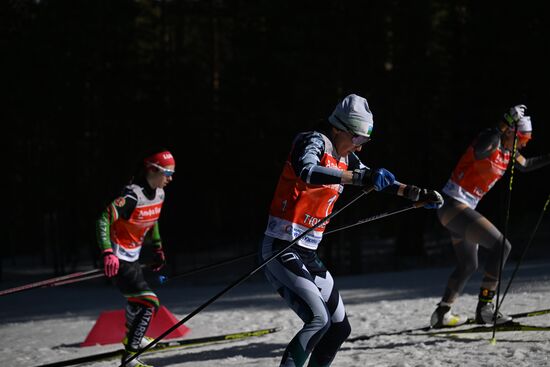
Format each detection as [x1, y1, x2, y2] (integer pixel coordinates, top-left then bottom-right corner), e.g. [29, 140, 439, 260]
[260, 94, 444, 367]
[430, 105, 550, 328]
[96, 149, 175, 367]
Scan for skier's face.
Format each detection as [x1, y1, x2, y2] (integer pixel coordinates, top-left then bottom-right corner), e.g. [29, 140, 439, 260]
[502, 129, 531, 151]
[147, 164, 175, 189]
[332, 128, 366, 156]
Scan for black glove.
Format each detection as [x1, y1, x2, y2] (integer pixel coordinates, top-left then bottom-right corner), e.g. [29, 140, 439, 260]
[418, 189, 444, 209]
[151, 247, 166, 272]
[403, 185, 422, 201]
[403, 185, 444, 209]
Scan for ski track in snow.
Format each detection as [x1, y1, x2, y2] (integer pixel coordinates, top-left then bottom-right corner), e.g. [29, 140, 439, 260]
[1, 261, 550, 367]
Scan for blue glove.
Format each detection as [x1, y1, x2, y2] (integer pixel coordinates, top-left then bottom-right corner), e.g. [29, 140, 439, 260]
[352, 167, 395, 191]
[371, 168, 395, 191]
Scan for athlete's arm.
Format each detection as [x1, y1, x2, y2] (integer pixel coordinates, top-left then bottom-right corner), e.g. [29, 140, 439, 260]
[151, 222, 162, 249]
[291, 132, 345, 185]
[381, 181, 412, 196]
[515, 153, 550, 172]
[473, 128, 501, 160]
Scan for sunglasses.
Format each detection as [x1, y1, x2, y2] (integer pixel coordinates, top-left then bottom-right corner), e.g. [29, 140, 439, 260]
[516, 131, 532, 145]
[148, 163, 175, 177]
[333, 115, 372, 146]
[350, 134, 371, 146]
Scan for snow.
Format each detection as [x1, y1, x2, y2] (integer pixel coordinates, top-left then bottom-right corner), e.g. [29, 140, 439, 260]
[1, 260, 550, 367]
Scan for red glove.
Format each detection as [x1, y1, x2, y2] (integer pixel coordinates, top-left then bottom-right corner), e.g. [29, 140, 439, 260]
[151, 247, 166, 272]
[103, 249, 119, 277]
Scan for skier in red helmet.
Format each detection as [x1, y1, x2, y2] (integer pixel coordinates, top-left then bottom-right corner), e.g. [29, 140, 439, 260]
[96, 149, 175, 367]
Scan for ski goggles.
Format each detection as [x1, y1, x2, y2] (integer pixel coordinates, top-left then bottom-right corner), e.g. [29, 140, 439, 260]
[148, 162, 175, 177]
[516, 131, 532, 145]
[350, 134, 371, 146]
[340, 124, 371, 145]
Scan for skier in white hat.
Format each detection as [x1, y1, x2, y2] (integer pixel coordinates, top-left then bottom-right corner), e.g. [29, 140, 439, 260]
[261, 94, 444, 367]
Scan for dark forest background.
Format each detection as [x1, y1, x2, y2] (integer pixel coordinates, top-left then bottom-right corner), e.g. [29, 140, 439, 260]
[3, 0, 550, 281]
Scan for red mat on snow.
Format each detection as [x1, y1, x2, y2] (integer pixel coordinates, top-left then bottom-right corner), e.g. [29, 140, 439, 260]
[81, 306, 191, 346]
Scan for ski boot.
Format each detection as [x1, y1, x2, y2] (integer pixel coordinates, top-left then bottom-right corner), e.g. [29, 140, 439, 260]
[121, 349, 153, 367]
[430, 302, 468, 328]
[475, 288, 512, 325]
[123, 335, 155, 349]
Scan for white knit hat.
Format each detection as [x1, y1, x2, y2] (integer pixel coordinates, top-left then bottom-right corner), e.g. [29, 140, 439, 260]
[328, 94, 374, 137]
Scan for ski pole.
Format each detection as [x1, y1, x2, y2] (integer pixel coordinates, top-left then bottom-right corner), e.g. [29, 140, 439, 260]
[158, 199, 428, 284]
[158, 200, 427, 284]
[121, 187, 374, 366]
[499, 193, 550, 307]
[157, 251, 257, 284]
[492, 127, 519, 343]
[159, 199, 427, 283]
[0, 264, 153, 296]
[0, 268, 103, 296]
[324, 200, 428, 235]
[48, 272, 106, 287]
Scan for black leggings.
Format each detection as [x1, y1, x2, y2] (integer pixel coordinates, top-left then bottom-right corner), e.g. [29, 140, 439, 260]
[261, 236, 351, 367]
[437, 196, 511, 303]
[113, 260, 158, 350]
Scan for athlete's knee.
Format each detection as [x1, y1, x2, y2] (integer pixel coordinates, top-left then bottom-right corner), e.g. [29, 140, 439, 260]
[125, 300, 156, 319]
[492, 237, 512, 259]
[312, 308, 331, 334]
[127, 293, 160, 311]
[459, 261, 478, 278]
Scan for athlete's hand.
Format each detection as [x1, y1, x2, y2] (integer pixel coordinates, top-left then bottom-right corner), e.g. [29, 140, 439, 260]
[151, 247, 166, 272]
[103, 250, 119, 277]
[370, 168, 395, 191]
[504, 104, 527, 127]
[403, 185, 421, 201]
[353, 168, 395, 191]
[418, 189, 444, 209]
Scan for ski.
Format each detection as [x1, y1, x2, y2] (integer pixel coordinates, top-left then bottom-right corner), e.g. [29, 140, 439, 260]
[347, 307, 550, 342]
[35, 327, 280, 367]
[418, 321, 550, 336]
[505, 307, 550, 319]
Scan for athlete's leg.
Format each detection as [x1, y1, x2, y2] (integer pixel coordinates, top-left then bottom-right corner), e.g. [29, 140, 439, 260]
[261, 236, 330, 367]
[437, 196, 512, 324]
[438, 198, 479, 303]
[441, 201, 511, 293]
[441, 236, 479, 303]
[307, 256, 350, 367]
[114, 260, 159, 352]
[458, 213, 512, 324]
[478, 231, 511, 292]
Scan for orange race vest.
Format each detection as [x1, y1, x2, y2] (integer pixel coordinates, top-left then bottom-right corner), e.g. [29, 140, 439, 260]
[443, 143, 510, 209]
[265, 134, 348, 250]
[111, 184, 164, 261]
